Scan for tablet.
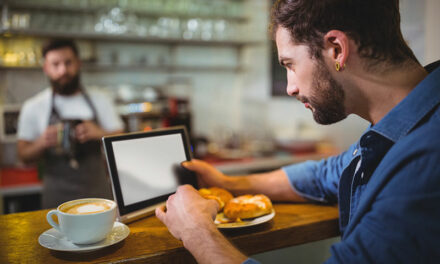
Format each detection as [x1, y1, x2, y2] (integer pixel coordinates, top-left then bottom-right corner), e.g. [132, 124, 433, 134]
[102, 126, 197, 223]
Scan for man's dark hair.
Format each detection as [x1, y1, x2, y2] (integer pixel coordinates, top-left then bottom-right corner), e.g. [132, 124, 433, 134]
[42, 39, 79, 58]
[271, 0, 419, 67]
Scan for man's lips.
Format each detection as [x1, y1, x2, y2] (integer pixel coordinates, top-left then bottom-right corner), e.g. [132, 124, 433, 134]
[295, 96, 312, 110]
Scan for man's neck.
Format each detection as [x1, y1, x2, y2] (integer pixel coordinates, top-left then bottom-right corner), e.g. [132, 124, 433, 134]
[348, 62, 428, 125]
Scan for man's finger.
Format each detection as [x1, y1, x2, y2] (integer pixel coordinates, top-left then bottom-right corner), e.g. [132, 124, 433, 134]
[166, 194, 175, 210]
[182, 159, 214, 176]
[155, 205, 166, 223]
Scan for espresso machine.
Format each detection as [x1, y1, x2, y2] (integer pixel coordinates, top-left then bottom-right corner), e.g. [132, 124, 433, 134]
[116, 85, 192, 135]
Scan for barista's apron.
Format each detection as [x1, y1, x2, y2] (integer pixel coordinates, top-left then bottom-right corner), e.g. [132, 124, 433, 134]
[42, 89, 113, 209]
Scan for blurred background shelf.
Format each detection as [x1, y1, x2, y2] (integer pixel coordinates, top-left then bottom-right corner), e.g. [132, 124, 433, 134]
[1, 29, 262, 47]
[7, 1, 248, 22]
[0, 64, 244, 73]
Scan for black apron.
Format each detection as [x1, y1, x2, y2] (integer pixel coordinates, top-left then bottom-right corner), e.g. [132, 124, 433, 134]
[42, 89, 113, 209]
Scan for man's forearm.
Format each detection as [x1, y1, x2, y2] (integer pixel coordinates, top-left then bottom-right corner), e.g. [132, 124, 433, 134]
[225, 169, 307, 202]
[183, 224, 248, 264]
[17, 140, 45, 164]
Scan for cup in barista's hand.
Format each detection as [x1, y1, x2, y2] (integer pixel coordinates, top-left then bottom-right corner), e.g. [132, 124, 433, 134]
[54, 119, 81, 155]
[46, 198, 116, 244]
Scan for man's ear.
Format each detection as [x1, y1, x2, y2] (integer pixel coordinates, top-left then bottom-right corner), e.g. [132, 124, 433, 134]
[323, 30, 349, 70]
[42, 59, 49, 75]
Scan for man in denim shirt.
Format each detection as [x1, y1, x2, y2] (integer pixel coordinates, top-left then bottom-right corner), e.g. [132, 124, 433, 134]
[156, 0, 440, 263]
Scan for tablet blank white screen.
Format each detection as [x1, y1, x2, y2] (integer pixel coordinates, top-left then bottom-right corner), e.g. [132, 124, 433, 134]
[111, 134, 186, 206]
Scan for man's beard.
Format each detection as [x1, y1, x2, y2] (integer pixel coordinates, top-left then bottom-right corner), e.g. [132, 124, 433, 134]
[298, 62, 347, 125]
[50, 73, 80, 96]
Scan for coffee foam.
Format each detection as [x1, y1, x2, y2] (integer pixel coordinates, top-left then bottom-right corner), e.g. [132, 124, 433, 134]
[64, 201, 112, 215]
[76, 204, 106, 213]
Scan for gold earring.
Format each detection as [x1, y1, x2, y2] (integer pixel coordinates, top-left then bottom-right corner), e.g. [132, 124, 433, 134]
[335, 62, 346, 72]
[335, 62, 341, 72]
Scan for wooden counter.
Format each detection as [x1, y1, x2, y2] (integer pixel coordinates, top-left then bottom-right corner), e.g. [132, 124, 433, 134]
[0, 203, 339, 263]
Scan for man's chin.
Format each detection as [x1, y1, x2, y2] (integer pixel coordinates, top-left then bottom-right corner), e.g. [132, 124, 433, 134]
[312, 111, 347, 125]
[50, 75, 80, 95]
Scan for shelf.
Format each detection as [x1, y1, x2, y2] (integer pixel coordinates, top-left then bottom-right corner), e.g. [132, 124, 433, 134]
[83, 64, 243, 72]
[1, 29, 261, 47]
[0, 183, 42, 196]
[0, 136, 17, 143]
[0, 64, 243, 73]
[7, 2, 248, 22]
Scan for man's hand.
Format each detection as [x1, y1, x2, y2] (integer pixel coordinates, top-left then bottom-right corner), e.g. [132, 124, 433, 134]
[182, 159, 231, 189]
[18, 124, 60, 164]
[156, 185, 219, 241]
[156, 185, 248, 264]
[75, 120, 105, 143]
[37, 124, 60, 149]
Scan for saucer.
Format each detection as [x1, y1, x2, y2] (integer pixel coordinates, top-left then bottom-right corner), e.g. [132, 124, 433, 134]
[38, 222, 130, 252]
[215, 209, 275, 229]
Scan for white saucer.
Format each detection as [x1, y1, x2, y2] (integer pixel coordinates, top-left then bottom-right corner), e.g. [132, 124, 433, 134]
[215, 209, 275, 229]
[38, 222, 130, 252]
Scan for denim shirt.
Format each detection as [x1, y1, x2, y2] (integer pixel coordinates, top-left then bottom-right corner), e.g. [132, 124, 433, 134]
[244, 65, 440, 264]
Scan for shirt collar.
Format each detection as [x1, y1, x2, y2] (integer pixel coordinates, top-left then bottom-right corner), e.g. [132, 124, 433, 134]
[371, 66, 440, 142]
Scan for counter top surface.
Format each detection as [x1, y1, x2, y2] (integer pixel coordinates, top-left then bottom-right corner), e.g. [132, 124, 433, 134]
[0, 203, 339, 264]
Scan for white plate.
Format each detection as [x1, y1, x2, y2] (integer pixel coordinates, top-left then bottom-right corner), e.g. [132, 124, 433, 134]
[215, 209, 275, 229]
[38, 222, 130, 252]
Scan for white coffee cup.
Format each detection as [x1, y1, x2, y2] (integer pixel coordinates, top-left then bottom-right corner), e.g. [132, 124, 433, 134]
[46, 198, 116, 244]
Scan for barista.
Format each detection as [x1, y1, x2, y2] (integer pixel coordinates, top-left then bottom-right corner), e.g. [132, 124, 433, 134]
[17, 39, 124, 208]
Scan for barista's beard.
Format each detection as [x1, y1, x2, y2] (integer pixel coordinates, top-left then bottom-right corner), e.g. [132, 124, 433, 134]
[50, 73, 81, 96]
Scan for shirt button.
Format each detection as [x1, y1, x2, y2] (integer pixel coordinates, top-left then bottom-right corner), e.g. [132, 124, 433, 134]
[353, 149, 358, 156]
[361, 172, 364, 179]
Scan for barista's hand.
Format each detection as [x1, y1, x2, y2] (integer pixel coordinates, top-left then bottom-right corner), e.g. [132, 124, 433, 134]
[37, 124, 60, 149]
[155, 184, 219, 241]
[75, 121, 105, 143]
[181, 159, 231, 189]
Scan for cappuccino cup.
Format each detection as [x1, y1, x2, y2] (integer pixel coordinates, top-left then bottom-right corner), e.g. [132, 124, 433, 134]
[46, 198, 116, 244]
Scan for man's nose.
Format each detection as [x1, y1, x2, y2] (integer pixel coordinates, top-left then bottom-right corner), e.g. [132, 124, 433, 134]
[57, 63, 68, 75]
[286, 84, 299, 96]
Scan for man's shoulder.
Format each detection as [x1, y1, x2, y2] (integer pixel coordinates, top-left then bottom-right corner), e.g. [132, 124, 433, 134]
[386, 122, 440, 167]
[381, 121, 440, 179]
[84, 87, 113, 100]
[368, 121, 440, 201]
[84, 87, 116, 106]
[22, 88, 51, 111]
[401, 121, 440, 151]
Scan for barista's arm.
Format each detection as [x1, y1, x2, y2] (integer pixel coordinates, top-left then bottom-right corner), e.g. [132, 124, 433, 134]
[17, 125, 59, 164]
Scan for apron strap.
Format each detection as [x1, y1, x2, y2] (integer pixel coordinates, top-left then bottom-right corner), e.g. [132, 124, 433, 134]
[81, 88, 100, 125]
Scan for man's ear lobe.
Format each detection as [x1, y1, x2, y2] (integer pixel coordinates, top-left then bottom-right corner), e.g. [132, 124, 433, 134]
[42, 61, 48, 74]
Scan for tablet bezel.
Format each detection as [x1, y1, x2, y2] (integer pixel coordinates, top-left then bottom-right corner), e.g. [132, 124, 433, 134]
[102, 126, 194, 217]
